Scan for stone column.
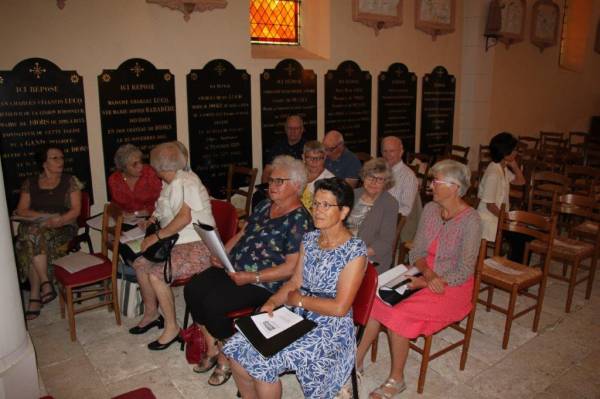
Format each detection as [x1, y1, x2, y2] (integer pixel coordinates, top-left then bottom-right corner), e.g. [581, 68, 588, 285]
[0, 164, 40, 399]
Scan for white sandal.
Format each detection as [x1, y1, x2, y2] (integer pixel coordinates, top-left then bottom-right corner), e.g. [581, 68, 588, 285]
[369, 378, 406, 399]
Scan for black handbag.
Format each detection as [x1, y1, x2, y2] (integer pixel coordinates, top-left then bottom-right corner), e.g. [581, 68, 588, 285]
[143, 222, 179, 283]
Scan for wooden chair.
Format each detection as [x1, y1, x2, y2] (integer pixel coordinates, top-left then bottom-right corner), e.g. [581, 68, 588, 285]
[527, 171, 570, 216]
[477, 145, 491, 177]
[568, 131, 588, 160]
[407, 153, 432, 204]
[180, 199, 239, 350]
[355, 152, 373, 164]
[68, 191, 93, 253]
[564, 165, 600, 195]
[445, 144, 470, 160]
[529, 194, 599, 312]
[479, 205, 557, 349]
[226, 164, 258, 220]
[391, 214, 407, 266]
[54, 203, 123, 341]
[540, 131, 564, 147]
[371, 240, 486, 393]
[518, 136, 540, 151]
[584, 144, 600, 168]
[540, 138, 568, 172]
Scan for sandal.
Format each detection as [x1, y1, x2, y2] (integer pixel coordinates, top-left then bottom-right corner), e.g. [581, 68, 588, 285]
[25, 299, 43, 321]
[369, 378, 406, 399]
[207, 362, 232, 386]
[335, 369, 363, 399]
[193, 354, 218, 374]
[40, 281, 57, 304]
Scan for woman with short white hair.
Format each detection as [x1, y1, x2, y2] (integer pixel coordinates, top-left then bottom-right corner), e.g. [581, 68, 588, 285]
[130, 141, 215, 351]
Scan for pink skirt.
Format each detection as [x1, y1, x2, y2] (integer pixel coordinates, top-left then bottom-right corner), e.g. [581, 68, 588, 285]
[371, 277, 473, 339]
[133, 240, 211, 283]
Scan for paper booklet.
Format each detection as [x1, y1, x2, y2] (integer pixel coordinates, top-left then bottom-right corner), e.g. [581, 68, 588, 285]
[11, 213, 58, 223]
[119, 226, 146, 243]
[234, 307, 316, 358]
[193, 221, 236, 273]
[53, 251, 105, 274]
[377, 264, 423, 306]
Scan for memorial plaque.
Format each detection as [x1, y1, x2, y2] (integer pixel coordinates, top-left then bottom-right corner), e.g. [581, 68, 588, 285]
[187, 60, 252, 198]
[377, 63, 417, 155]
[0, 58, 92, 211]
[260, 59, 317, 165]
[325, 60, 372, 154]
[420, 66, 455, 156]
[98, 58, 176, 188]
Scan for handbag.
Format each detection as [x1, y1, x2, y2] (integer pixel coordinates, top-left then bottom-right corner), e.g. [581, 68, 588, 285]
[180, 323, 208, 364]
[143, 222, 179, 283]
[117, 278, 144, 318]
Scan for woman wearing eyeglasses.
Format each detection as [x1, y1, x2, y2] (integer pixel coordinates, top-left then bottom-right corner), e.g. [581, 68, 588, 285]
[301, 140, 335, 210]
[224, 177, 367, 398]
[184, 155, 313, 386]
[356, 160, 481, 398]
[346, 158, 399, 273]
[14, 145, 82, 320]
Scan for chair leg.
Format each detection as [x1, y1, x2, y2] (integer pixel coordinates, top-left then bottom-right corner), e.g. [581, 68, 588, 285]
[104, 280, 111, 312]
[533, 279, 547, 332]
[59, 285, 65, 319]
[351, 366, 359, 399]
[417, 336, 432, 394]
[66, 287, 77, 341]
[180, 304, 190, 351]
[485, 285, 494, 312]
[460, 312, 476, 370]
[565, 260, 579, 313]
[585, 253, 597, 299]
[502, 285, 518, 350]
[370, 335, 379, 363]
[112, 278, 121, 326]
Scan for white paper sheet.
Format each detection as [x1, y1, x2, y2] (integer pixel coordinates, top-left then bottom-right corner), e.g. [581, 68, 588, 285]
[120, 226, 146, 243]
[11, 213, 58, 223]
[377, 264, 421, 298]
[250, 307, 304, 339]
[193, 221, 235, 273]
[53, 251, 105, 273]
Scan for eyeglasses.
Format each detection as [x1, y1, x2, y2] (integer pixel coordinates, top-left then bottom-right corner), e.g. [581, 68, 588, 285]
[430, 179, 456, 188]
[365, 175, 386, 184]
[325, 142, 342, 152]
[305, 156, 325, 162]
[311, 201, 343, 211]
[268, 177, 292, 186]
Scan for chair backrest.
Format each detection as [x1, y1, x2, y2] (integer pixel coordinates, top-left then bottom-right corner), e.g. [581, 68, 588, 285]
[540, 131, 564, 146]
[445, 144, 470, 159]
[471, 239, 487, 307]
[564, 165, 600, 195]
[552, 194, 597, 235]
[528, 171, 570, 215]
[353, 262, 378, 330]
[78, 191, 91, 229]
[478, 145, 491, 176]
[391, 214, 407, 266]
[355, 152, 372, 164]
[210, 199, 239, 244]
[226, 164, 258, 217]
[101, 202, 124, 276]
[494, 204, 557, 263]
[518, 136, 540, 151]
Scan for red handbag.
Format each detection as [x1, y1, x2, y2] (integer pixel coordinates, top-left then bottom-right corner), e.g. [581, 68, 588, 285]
[180, 324, 207, 364]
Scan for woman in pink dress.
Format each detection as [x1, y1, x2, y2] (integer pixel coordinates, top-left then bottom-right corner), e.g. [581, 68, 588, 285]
[356, 159, 482, 398]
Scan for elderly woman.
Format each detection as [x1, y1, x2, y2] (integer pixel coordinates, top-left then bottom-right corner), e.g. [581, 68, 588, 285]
[108, 144, 162, 216]
[478, 132, 526, 261]
[130, 142, 215, 351]
[346, 158, 399, 273]
[184, 155, 313, 386]
[356, 160, 482, 398]
[301, 140, 334, 210]
[15, 146, 82, 320]
[224, 177, 367, 398]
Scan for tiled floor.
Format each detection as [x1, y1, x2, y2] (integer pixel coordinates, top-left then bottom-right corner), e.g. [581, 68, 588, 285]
[29, 261, 600, 398]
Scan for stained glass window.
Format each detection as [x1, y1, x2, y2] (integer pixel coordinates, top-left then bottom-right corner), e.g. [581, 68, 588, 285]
[250, 0, 299, 45]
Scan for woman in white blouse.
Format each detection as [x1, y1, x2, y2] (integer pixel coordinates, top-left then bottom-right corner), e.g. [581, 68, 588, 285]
[130, 142, 216, 350]
[477, 132, 525, 259]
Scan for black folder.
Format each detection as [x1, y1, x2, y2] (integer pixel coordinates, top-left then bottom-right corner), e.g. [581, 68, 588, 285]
[234, 311, 317, 358]
[378, 273, 423, 306]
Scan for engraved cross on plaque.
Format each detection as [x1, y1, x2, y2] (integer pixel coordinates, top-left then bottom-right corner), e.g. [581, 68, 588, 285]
[345, 65, 354, 77]
[130, 62, 144, 78]
[30, 62, 47, 79]
[214, 63, 226, 76]
[284, 63, 295, 77]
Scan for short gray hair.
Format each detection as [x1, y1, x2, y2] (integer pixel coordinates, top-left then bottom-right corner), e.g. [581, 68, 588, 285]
[429, 159, 471, 197]
[150, 142, 187, 173]
[114, 144, 142, 172]
[272, 155, 307, 196]
[360, 158, 394, 190]
[171, 140, 190, 171]
[303, 140, 326, 155]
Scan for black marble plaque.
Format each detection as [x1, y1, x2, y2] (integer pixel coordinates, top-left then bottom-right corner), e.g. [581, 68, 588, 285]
[377, 63, 417, 155]
[187, 60, 252, 198]
[0, 58, 92, 211]
[260, 59, 317, 165]
[420, 66, 456, 156]
[98, 58, 177, 187]
[325, 61, 372, 154]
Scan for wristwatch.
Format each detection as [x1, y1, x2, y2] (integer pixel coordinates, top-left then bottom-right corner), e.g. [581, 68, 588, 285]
[255, 272, 261, 283]
[297, 297, 303, 308]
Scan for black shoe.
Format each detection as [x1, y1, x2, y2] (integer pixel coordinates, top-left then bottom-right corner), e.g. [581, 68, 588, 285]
[129, 315, 164, 335]
[147, 332, 182, 351]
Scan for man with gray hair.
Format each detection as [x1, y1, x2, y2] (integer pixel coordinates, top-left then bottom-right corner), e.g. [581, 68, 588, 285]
[262, 115, 306, 183]
[323, 130, 361, 188]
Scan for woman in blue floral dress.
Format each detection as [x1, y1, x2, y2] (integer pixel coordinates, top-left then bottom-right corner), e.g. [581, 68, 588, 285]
[224, 177, 368, 398]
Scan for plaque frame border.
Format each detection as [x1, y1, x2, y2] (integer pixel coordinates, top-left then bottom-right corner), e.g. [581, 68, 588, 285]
[530, 0, 560, 53]
[497, 0, 527, 48]
[352, 0, 403, 35]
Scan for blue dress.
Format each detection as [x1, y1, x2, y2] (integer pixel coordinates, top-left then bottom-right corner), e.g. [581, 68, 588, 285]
[224, 230, 367, 398]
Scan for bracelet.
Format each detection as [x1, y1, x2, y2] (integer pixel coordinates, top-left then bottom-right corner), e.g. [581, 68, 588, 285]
[297, 296, 303, 308]
[155, 231, 161, 240]
[255, 272, 261, 284]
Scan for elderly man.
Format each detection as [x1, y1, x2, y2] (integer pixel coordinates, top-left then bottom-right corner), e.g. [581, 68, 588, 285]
[300, 140, 334, 210]
[381, 136, 421, 242]
[323, 130, 361, 188]
[262, 115, 306, 183]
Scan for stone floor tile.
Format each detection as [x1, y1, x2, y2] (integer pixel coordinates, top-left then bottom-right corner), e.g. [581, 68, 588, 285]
[29, 320, 85, 367]
[105, 368, 185, 399]
[543, 366, 600, 399]
[40, 354, 109, 399]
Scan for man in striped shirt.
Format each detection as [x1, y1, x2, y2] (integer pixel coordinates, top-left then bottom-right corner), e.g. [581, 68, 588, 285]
[381, 136, 418, 217]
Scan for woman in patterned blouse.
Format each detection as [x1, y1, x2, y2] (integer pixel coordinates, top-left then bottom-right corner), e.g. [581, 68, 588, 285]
[184, 155, 313, 387]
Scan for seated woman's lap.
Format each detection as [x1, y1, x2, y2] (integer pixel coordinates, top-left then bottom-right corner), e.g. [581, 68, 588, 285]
[133, 240, 211, 282]
[184, 268, 272, 339]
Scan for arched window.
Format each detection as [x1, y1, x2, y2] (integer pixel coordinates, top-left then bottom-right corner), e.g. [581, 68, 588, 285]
[250, 0, 300, 45]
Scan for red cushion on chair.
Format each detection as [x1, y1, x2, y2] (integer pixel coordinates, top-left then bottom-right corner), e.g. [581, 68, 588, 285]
[111, 388, 156, 399]
[54, 253, 112, 286]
